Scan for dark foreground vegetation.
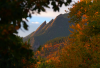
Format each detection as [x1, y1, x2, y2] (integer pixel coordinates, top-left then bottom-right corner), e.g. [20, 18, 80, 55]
[0, 0, 71, 68]
[1, 0, 100, 68]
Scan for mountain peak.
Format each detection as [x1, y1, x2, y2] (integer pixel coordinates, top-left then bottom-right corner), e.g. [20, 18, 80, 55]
[23, 13, 73, 51]
[33, 21, 46, 35]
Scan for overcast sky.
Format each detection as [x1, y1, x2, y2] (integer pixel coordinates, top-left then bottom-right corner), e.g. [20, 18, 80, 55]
[17, 0, 79, 37]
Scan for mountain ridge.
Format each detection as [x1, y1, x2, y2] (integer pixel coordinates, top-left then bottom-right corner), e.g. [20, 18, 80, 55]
[23, 13, 73, 51]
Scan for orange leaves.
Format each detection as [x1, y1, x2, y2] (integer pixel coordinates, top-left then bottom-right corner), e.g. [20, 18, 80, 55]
[80, 0, 84, 2]
[70, 24, 75, 29]
[37, 62, 41, 65]
[79, 31, 83, 35]
[50, 56, 60, 62]
[82, 18, 88, 23]
[89, 5, 92, 8]
[77, 11, 82, 17]
[82, 14, 88, 23]
[44, 44, 48, 48]
[76, 24, 81, 29]
[95, 12, 99, 15]
[69, 30, 74, 34]
[41, 47, 44, 51]
[46, 60, 50, 63]
[37, 51, 40, 54]
[81, 7, 83, 9]
[83, 14, 87, 18]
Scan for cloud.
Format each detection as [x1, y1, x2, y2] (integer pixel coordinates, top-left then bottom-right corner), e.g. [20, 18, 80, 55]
[31, 22, 39, 24]
[32, 11, 60, 18]
[31, 1, 76, 18]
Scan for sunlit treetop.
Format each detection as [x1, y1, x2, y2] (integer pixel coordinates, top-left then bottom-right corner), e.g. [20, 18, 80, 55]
[68, 0, 100, 37]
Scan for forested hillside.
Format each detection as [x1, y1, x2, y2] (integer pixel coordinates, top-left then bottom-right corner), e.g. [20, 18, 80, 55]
[34, 0, 100, 68]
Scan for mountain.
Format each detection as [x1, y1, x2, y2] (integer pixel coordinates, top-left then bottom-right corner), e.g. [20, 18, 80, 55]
[23, 13, 73, 51]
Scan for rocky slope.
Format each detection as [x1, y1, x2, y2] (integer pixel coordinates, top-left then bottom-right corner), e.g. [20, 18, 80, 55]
[23, 13, 73, 51]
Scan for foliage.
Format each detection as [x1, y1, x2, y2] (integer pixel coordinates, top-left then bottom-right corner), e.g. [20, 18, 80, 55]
[34, 0, 100, 68]
[37, 45, 42, 51]
[44, 37, 68, 45]
[35, 36, 69, 59]
[0, 0, 72, 33]
[55, 0, 100, 68]
[0, 35, 37, 68]
[0, 0, 72, 68]
[37, 61, 55, 68]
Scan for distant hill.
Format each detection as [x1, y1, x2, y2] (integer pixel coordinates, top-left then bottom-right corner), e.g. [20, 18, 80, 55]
[35, 36, 69, 59]
[23, 13, 73, 51]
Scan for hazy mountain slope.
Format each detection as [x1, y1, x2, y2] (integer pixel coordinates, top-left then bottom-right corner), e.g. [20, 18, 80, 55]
[23, 21, 46, 42]
[23, 13, 73, 51]
[33, 21, 46, 36]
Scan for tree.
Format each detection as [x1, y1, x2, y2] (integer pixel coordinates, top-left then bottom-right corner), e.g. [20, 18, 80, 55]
[49, 0, 100, 68]
[0, 0, 72, 34]
[0, 0, 72, 68]
[59, 0, 100, 67]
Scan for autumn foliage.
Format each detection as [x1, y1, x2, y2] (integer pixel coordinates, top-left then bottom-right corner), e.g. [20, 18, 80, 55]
[0, 0, 72, 68]
[35, 0, 100, 68]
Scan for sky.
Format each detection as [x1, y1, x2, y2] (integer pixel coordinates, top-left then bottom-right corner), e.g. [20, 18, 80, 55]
[17, 0, 79, 37]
